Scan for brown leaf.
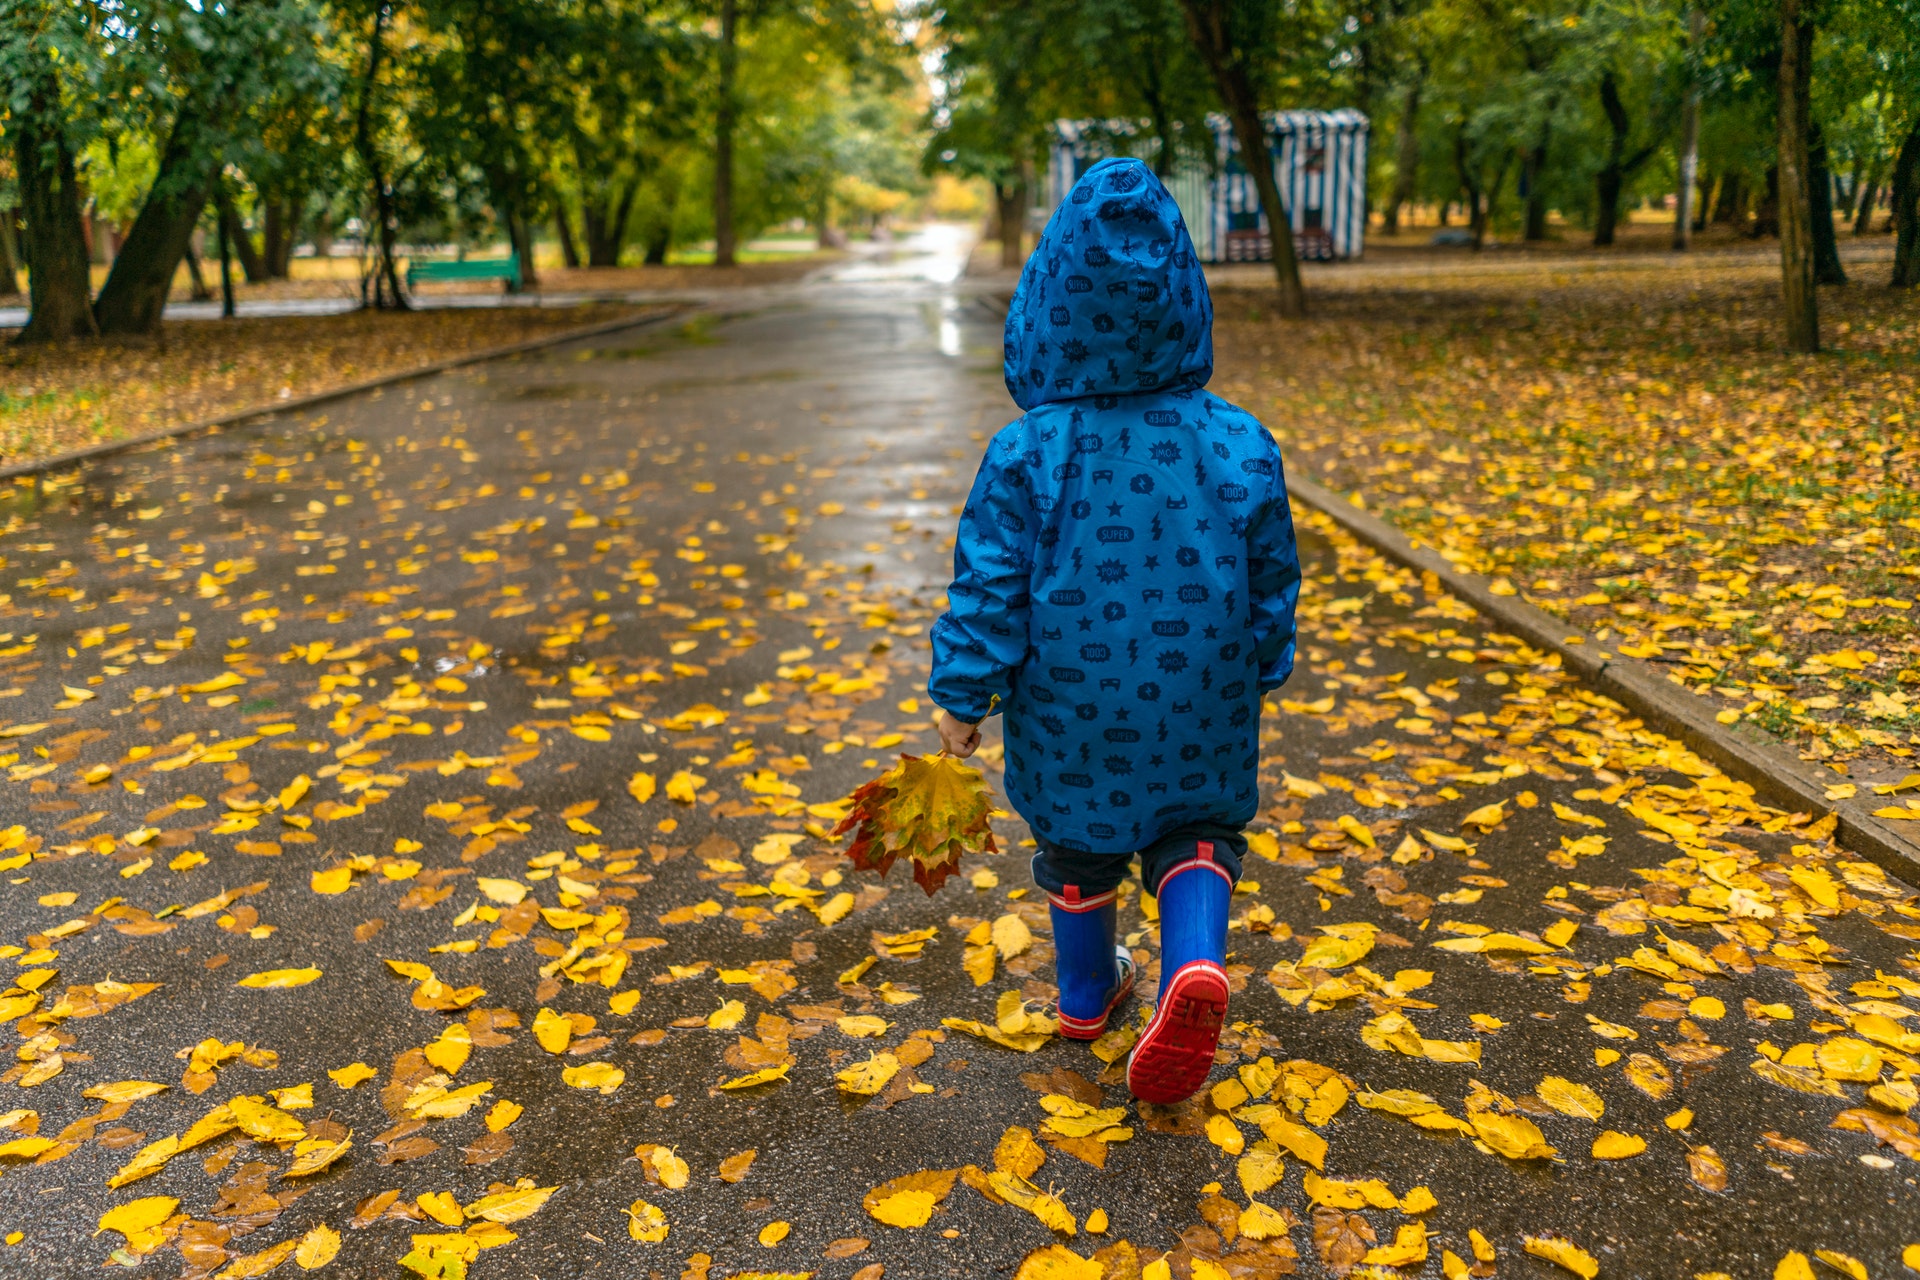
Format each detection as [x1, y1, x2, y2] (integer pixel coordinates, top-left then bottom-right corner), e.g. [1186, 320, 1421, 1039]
[719, 1149, 757, 1183]
[1687, 1145, 1729, 1192]
[824, 1238, 870, 1259]
[1312, 1205, 1375, 1278]
[461, 1131, 514, 1165]
[375, 1136, 439, 1165]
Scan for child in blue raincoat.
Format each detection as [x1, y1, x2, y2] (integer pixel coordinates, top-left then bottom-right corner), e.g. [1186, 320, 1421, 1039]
[929, 157, 1302, 1104]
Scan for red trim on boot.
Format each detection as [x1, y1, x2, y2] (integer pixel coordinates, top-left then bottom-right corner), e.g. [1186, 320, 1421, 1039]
[1046, 885, 1118, 914]
[1155, 840, 1234, 895]
[1126, 958, 1229, 1103]
[1057, 955, 1135, 1039]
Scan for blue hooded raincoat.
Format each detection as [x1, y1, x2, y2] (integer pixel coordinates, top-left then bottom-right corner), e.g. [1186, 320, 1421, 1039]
[929, 157, 1302, 854]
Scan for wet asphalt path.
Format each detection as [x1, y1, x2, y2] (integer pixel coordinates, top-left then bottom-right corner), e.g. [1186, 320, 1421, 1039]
[0, 232, 1915, 1279]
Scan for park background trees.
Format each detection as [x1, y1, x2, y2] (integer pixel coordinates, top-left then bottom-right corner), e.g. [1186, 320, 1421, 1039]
[2, 0, 1916, 347]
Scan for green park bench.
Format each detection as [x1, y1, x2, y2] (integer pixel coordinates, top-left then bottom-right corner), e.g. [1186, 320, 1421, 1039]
[405, 253, 521, 292]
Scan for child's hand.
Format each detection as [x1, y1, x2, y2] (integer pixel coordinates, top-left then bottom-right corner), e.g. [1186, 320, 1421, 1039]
[937, 711, 982, 759]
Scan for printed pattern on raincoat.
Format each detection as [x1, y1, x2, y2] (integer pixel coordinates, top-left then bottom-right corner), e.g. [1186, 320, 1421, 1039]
[929, 156, 1303, 854]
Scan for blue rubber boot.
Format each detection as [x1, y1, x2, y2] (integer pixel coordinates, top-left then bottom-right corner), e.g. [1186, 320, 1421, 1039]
[1127, 841, 1232, 1104]
[1047, 885, 1136, 1040]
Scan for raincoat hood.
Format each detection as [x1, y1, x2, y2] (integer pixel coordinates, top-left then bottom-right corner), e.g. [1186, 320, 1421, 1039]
[1004, 157, 1214, 412]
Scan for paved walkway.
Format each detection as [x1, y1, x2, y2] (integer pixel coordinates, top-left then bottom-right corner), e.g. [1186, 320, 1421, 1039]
[0, 222, 1913, 1280]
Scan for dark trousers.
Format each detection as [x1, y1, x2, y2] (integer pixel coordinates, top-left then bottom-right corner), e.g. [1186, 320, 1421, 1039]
[1030, 821, 1246, 900]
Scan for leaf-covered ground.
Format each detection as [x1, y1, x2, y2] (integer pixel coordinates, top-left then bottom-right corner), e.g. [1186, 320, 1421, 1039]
[1213, 247, 1920, 791]
[0, 304, 650, 469]
[0, 270, 1916, 1280]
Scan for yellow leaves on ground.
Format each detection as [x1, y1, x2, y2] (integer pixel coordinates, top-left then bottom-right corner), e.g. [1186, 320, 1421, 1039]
[665, 770, 704, 803]
[561, 1062, 625, 1094]
[1298, 922, 1376, 970]
[533, 1007, 574, 1054]
[864, 1169, 958, 1229]
[987, 1168, 1077, 1235]
[1461, 801, 1507, 832]
[1469, 1111, 1557, 1162]
[1014, 1244, 1103, 1280]
[1251, 1107, 1327, 1169]
[1593, 1130, 1647, 1159]
[229, 1096, 306, 1143]
[283, 1132, 353, 1177]
[236, 967, 322, 989]
[757, 1220, 791, 1247]
[328, 1062, 377, 1089]
[635, 1144, 690, 1189]
[476, 877, 528, 905]
[1205, 1113, 1244, 1156]
[96, 1195, 178, 1253]
[108, 1135, 180, 1188]
[1537, 1077, 1605, 1121]
[1364, 1222, 1430, 1267]
[718, 1064, 791, 1090]
[294, 1224, 340, 1270]
[835, 1052, 901, 1096]
[991, 913, 1033, 960]
[628, 1199, 669, 1243]
[1040, 1094, 1131, 1145]
[1237, 1199, 1294, 1241]
[464, 1184, 558, 1223]
[218, 1238, 300, 1276]
[1524, 1235, 1600, 1279]
[994, 1127, 1046, 1180]
[309, 865, 354, 894]
[720, 1149, 757, 1183]
[83, 1080, 168, 1104]
[1434, 932, 1555, 956]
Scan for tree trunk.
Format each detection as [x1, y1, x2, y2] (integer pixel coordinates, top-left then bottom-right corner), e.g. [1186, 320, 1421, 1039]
[1522, 130, 1550, 241]
[1752, 166, 1780, 238]
[1851, 162, 1882, 235]
[262, 198, 287, 278]
[1178, 0, 1305, 316]
[1891, 117, 1920, 288]
[263, 196, 300, 278]
[1594, 70, 1630, 247]
[0, 207, 20, 300]
[1808, 123, 1845, 285]
[354, 2, 409, 310]
[994, 178, 1027, 268]
[1711, 170, 1746, 226]
[310, 211, 335, 259]
[1673, 8, 1704, 250]
[93, 111, 214, 335]
[503, 206, 535, 292]
[218, 209, 235, 318]
[13, 92, 98, 344]
[1777, 0, 1818, 351]
[184, 238, 213, 301]
[215, 188, 268, 284]
[712, 0, 738, 268]
[1455, 130, 1485, 248]
[555, 207, 581, 269]
[1383, 78, 1421, 235]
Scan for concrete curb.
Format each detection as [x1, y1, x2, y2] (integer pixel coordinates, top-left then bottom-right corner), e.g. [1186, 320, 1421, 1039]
[0, 304, 690, 485]
[1286, 472, 1920, 885]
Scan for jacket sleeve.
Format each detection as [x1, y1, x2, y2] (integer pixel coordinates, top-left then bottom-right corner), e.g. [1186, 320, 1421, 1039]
[1248, 461, 1302, 694]
[928, 428, 1037, 722]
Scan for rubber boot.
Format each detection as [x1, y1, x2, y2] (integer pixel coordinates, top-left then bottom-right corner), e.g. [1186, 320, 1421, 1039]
[1127, 841, 1232, 1104]
[1047, 885, 1136, 1040]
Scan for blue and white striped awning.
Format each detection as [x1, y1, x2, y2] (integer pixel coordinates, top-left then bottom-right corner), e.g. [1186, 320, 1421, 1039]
[1047, 111, 1370, 263]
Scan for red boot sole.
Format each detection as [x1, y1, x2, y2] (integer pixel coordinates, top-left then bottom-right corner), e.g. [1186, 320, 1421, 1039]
[1127, 961, 1229, 1104]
